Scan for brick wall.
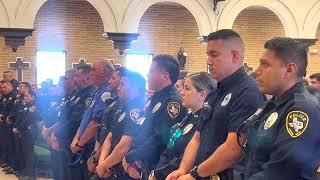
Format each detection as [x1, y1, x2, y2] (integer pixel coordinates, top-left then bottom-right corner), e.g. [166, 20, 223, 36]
[132, 3, 207, 73]
[0, 1, 317, 83]
[308, 24, 320, 76]
[233, 7, 285, 71]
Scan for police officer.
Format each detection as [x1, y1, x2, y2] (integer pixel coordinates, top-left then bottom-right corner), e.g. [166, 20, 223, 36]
[123, 54, 188, 179]
[87, 67, 126, 175]
[243, 37, 320, 179]
[12, 82, 40, 179]
[70, 61, 115, 180]
[0, 81, 17, 169]
[95, 70, 147, 179]
[53, 65, 95, 179]
[149, 72, 216, 180]
[167, 29, 264, 180]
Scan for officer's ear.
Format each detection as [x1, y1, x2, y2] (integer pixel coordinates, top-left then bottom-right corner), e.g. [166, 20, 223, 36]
[285, 62, 298, 79]
[199, 91, 208, 101]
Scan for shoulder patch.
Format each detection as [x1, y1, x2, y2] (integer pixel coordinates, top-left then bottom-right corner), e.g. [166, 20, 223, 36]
[130, 109, 145, 125]
[167, 102, 180, 119]
[286, 111, 309, 138]
[152, 102, 161, 113]
[101, 92, 111, 102]
[29, 106, 36, 112]
[221, 93, 232, 106]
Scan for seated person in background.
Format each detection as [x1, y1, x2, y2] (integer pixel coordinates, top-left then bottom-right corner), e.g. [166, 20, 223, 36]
[95, 70, 148, 179]
[149, 72, 216, 180]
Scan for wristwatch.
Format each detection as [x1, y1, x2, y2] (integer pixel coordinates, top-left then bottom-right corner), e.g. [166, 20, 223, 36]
[190, 166, 202, 180]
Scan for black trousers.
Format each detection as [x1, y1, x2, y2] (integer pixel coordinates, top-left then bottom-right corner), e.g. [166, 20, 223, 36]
[12, 133, 23, 171]
[0, 124, 9, 163]
[51, 149, 71, 180]
[20, 130, 35, 178]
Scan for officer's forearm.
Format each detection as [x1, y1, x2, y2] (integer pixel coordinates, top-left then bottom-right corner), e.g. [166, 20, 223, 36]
[197, 133, 244, 177]
[179, 132, 200, 172]
[78, 121, 97, 146]
[94, 141, 101, 152]
[99, 133, 112, 164]
[102, 135, 132, 169]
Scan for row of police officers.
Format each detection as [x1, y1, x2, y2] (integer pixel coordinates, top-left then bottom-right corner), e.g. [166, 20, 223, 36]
[0, 29, 319, 180]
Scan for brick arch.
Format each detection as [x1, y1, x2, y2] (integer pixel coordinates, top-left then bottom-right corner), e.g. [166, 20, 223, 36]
[218, 0, 298, 37]
[122, 0, 213, 36]
[15, 0, 117, 31]
[303, 1, 320, 38]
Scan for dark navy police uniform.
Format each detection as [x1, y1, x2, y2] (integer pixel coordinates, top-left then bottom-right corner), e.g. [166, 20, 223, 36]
[244, 82, 320, 180]
[196, 67, 264, 179]
[125, 84, 188, 177]
[152, 110, 200, 179]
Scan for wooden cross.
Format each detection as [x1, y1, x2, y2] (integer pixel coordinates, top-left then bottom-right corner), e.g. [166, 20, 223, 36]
[8, 57, 30, 81]
[72, 58, 91, 69]
[244, 62, 254, 73]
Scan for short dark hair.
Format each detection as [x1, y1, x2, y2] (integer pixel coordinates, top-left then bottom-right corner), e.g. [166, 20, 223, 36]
[152, 54, 180, 84]
[77, 65, 91, 75]
[207, 29, 242, 42]
[309, 73, 320, 82]
[264, 37, 307, 78]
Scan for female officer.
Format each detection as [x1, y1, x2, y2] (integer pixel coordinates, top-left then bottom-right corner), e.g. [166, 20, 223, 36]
[13, 82, 40, 179]
[148, 72, 216, 180]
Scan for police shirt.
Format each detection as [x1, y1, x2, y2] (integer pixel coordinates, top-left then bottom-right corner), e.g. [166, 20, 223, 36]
[0, 90, 17, 118]
[195, 67, 263, 167]
[153, 110, 200, 179]
[13, 101, 40, 134]
[109, 96, 146, 153]
[78, 82, 115, 138]
[125, 84, 187, 167]
[244, 82, 320, 179]
[96, 97, 122, 145]
[55, 85, 95, 146]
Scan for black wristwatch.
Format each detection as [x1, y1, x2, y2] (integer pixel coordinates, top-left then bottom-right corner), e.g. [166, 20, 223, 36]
[190, 166, 202, 180]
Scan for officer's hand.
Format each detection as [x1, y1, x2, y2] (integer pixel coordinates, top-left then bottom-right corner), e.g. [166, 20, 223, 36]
[127, 165, 141, 179]
[87, 157, 97, 173]
[42, 127, 50, 140]
[13, 128, 19, 134]
[166, 169, 187, 180]
[122, 157, 130, 172]
[95, 163, 106, 177]
[177, 174, 195, 180]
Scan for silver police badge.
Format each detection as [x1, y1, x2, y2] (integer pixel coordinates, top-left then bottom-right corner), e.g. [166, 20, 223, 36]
[167, 102, 180, 119]
[182, 124, 193, 135]
[264, 112, 278, 130]
[118, 113, 126, 122]
[221, 93, 232, 106]
[152, 102, 161, 113]
[29, 106, 36, 112]
[130, 109, 145, 125]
